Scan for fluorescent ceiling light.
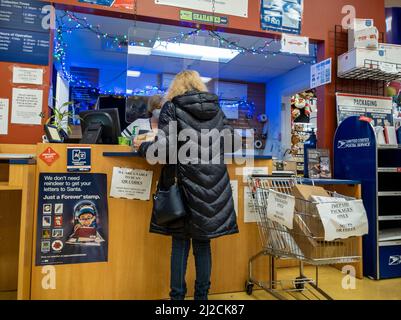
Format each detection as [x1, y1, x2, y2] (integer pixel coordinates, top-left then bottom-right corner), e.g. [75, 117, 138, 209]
[201, 77, 212, 83]
[126, 89, 133, 94]
[127, 70, 141, 77]
[128, 45, 152, 56]
[152, 41, 240, 63]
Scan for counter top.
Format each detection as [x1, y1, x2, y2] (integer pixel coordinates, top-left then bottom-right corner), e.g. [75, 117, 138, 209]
[0, 154, 36, 165]
[102, 151, 272, 160]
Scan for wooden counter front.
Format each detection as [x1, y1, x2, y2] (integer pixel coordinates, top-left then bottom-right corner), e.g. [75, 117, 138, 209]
[30, 144, 272, 299]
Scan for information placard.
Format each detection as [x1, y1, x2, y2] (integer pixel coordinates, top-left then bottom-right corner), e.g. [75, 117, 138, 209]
[36, 173, 109, 266]
[110, 167, 153, 201]
[0, 98, 9, 135]
[261, 0, 303, 35]
[11, 88, 43, 125]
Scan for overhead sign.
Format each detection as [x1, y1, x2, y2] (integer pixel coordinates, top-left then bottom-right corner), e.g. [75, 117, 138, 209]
[179, 10, 228, 25]
[156, 0, 248, 18]
[0, 0, 50, 65]
[281, 33, 309, 55]
[78, 0, 133, 9]
[36, 173, 109, 266]
[310, 58, 332, 89]
[336, 93, 394, 126]
[261, 0, 303, 35]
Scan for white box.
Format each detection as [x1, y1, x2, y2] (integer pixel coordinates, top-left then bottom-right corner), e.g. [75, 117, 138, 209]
[348, 18, 375, 50]
[378, 43, 401, 65]
[338, 48, 386, 76]
[354, 27, 379, 49]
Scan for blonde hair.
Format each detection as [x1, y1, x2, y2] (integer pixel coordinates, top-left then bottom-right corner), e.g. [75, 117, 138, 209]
[147, 94, 163, 113]
[165, 70, 208, 102]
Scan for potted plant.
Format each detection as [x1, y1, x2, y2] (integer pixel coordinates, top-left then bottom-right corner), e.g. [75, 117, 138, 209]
[46, 101, 76, 140]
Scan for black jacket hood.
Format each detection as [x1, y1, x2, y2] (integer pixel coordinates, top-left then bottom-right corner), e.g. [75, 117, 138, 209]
[172, 91, 220, 121]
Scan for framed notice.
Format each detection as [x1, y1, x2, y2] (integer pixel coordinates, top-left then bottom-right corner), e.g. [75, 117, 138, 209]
[11, 88, 43, 125]
[261, 0, 303, 35]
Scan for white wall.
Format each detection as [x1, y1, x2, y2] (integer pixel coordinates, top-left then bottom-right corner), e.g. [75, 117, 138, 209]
[264, 64, 311, 158]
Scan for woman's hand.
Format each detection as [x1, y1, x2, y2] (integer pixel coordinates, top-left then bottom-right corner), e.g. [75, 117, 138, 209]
[133, 136, 144, 151]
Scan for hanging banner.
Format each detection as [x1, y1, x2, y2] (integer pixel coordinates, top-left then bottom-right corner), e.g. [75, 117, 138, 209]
[155, 0, 248, 18]
[281, 33, 309, 55]
[261, 0, 303, 35]
[310, 58, 332, 89]
[110, 167, 153, 201]
[336, 93, 394, 126]
[316, 200, 369, 241]
[36, 173, 109, 266]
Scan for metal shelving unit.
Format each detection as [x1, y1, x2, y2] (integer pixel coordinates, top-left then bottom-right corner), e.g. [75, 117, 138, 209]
[334, 116, 401, 279]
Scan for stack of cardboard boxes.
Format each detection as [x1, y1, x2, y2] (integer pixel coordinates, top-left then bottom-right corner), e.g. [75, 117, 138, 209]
[291, 185, 358, 260]
[338, 18, 401, 78]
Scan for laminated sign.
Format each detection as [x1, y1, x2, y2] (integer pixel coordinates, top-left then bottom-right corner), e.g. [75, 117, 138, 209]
[316, 200, 369, 241]
[266, 190, 295, 229]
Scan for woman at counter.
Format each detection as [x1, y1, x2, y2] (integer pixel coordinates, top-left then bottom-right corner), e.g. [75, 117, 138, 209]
[134, 70, 238, 300]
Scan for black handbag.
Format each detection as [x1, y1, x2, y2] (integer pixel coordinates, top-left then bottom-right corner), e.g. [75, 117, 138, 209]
[152, 104, 186, 225]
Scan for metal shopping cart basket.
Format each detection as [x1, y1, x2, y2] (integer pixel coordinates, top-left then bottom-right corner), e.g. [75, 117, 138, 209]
[245, 175, 361, 300]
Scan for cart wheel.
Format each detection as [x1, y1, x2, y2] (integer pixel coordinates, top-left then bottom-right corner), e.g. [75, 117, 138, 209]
[245, 281, 254, 295]
[295, 276, 306, 290]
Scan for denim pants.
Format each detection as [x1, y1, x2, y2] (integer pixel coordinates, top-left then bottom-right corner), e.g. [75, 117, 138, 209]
[170, 237, 212, 300]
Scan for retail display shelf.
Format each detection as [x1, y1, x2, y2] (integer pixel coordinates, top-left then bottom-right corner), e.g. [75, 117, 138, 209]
[378, 167, 401, 173]
[379, 240, 401, 247]
[379, 215, 401, 221]
[378, 144, 401, 150]
[378, 191, 401, 197]
[379, 228, 401, 242]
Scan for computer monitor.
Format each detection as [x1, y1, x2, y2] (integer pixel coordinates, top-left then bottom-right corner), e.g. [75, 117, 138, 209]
[79, 108, 121, 145]
[96, 95, 129, 130]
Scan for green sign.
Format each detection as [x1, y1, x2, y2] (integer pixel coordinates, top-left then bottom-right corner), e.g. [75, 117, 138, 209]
[180, 10, 228, 25]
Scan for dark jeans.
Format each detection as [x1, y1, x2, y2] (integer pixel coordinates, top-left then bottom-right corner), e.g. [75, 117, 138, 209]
[170, 237, 212, 300]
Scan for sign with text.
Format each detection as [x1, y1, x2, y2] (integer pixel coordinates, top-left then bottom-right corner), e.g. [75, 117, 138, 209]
[180, 10, 228, 25]
[0, 98, 9, 135]
[244, 186, 260, 223]
[316, 200, 369, 241]
[11, 88, 43, 125]
[261, 0, 303, 35]
[78, 0, 133, 9]
[310, 58, 332, 89]
[281, 33, 309, 55]
[0, 0, 50, 65]
[336, 93, 394, 126]
[67, 147, 91, 172]
[36, 173, 108, 266]
[156, 0, 248, 17]
[39, 147, 59, 166]
[13, 66, 44, 85]
[266, 189, 295, 229]
[110, 167, 153, 201]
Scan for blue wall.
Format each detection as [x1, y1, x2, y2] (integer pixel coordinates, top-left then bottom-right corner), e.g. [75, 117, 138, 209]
[264, 64, 311, 157]
[386, 7, 401, 45]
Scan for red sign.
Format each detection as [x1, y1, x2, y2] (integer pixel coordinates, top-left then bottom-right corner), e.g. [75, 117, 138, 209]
[39, 147, 60, 166]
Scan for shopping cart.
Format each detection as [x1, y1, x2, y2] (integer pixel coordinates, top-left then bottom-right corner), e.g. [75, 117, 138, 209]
[245, 175, 361, 300]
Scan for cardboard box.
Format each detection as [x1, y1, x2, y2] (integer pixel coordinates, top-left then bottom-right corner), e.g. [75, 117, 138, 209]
[378, 43, 401, 65]
[338, 48, 387, 76]
[348, 18, 375, 50]
[354, 27, 379, 49]
[292, 185, 329, 238]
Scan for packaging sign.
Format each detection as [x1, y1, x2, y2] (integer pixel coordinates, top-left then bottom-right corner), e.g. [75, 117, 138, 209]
[110, 167, 153, 201]
[266, 189, 295, 229]
[261, 0, 303, 35]
[316, 200, 369, 241]
[156, 0, 248, 18]
[180, 10, 228, 25]
[0, 0, 50, 65]
[281, 34, 309, 55]
[310, 58, 332, 89]
[36, 173, 108, 266]
[67, 147, 91, 172]
[39, 147, 60, 166]
[336, 93, 394, 126]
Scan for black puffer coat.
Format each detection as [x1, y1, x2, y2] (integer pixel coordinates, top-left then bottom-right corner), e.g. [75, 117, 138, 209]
[140, 91, 238, 240]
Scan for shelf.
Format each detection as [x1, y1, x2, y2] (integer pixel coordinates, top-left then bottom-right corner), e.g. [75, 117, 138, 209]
[378, 168, 401, 173]
[379, 228, 401, 242]
[378, 191, 401, 197]
[379, 215, 401, 221]
[378, 145, 401, 150]
[379, 240, 401, 247]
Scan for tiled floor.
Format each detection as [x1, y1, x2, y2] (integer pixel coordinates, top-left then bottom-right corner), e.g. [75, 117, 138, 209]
[2, 266, 401, 300]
